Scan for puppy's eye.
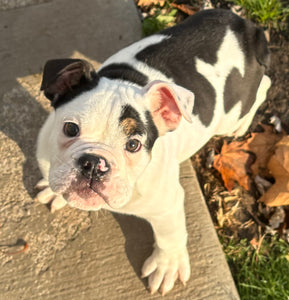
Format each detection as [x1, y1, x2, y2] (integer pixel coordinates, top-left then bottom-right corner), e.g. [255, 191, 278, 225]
[63, 122, 80, 137]
[125, 139, 142, 153]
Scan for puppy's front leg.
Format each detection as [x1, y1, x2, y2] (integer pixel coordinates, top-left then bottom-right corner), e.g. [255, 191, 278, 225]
[35, 179, 67, 212]
[36, 112, 67, 212]
[141, 184, 190, 295]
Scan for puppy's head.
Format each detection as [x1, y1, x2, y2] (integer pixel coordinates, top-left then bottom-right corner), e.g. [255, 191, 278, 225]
[40, 59, 194, 211]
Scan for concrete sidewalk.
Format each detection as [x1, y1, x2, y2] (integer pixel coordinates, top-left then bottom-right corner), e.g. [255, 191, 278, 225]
[0, 0, 239, 299]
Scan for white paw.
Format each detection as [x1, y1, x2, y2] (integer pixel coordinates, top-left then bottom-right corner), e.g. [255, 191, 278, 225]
[35, 179, 67, 212]
[141, 246, 190, 295]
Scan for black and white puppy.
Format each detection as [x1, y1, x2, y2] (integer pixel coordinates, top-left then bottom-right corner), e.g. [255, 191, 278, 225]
[36, 9, 270, 295]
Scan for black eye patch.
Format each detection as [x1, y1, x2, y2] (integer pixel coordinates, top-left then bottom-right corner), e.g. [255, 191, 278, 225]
[119, 105, 146, 137]
[119, 105, 159, 151]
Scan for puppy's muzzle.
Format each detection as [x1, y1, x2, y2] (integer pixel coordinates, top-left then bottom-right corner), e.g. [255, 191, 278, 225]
[78, 154, 110, 181]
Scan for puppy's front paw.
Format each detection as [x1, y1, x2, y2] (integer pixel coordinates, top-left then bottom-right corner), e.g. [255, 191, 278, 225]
[141, 246, 190, 295]
[35, 179, 67, 212]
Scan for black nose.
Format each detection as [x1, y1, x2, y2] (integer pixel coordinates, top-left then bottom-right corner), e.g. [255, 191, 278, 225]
[78, 154, 110, 180]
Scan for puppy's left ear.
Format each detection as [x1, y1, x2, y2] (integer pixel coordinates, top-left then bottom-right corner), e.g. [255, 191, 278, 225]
[144, 81, 194, 135]
[40, 59, 97, 107]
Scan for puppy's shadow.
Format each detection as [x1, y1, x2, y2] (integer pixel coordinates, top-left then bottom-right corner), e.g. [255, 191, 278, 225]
[0, 83, 48, 199]
[112, 213, 154, 287]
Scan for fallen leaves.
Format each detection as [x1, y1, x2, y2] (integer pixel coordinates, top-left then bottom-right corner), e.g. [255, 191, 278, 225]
[171, 3, 198, 16]
[138, 0, 166, 7]
[213, 124, 289, 207]
[246, 125, 282, 177]
[259, 136, 289, 206]
[213, 141, 253, 192]
[137, 0, 200, 16]
[213, 125, 283, 192]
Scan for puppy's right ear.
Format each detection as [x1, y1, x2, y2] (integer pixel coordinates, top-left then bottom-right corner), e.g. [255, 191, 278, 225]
[144, 81, 194, 135]
[40, 59, 98, 107]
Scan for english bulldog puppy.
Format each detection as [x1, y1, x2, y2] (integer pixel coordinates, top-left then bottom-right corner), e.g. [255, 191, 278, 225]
[36, 9, 270, 295]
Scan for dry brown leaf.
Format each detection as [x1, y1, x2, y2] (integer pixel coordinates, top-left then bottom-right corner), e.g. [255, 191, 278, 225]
[243, 125, 283, 177]
[213, 141, 254, 192]
[171, 3, 199, 15]
[213, 124, 283, 193]
[259, 136, 289, 206]
[138, 0, 165, 7]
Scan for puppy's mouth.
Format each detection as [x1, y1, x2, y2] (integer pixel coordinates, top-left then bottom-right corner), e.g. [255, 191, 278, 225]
[87, 180, 108, 201]
[50, 152, 131, 211]
[63, 177, 110, 211]
[60, 174, 131, 211]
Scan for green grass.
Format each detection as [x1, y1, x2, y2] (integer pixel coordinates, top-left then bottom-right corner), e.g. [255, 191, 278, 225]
[222, 236, 289, 299]
[140, 0, 177, 36]
[229, 0, 289, 31]
[142, 7, 177, 36]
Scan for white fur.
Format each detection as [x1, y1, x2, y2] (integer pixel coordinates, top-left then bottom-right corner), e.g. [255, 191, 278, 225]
[36, 29, 271, 295]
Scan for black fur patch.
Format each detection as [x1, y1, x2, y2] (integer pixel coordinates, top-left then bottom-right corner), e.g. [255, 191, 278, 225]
[119, 105, 159, 151]
[41, 59, 100, 109]
[191, 74, 216, 126]
[119, 105, 146, 137]
[224, 64, 264, 117]
[51, 73, 99, 109]
[99, 63, 148, 86]
[145, 111, 159, 150]
[224, 68, 244, 114]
